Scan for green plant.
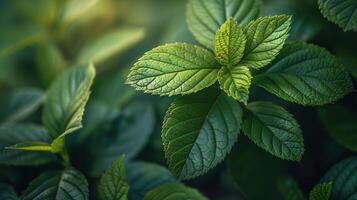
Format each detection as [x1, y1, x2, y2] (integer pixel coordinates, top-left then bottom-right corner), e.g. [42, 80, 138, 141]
[127, 0, 353, 180]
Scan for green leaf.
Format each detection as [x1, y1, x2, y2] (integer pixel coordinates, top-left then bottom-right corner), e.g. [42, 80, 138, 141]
[0, 124, 56, 166]
[77, 28, 145, 65]
[318, 0, 357, 31]
[241, 15, 291, 69]
[277, 177, 306, 200]
[127, 162, 177, 200]
[6, 142, 52, 152]
[88, 102, 155, 176]
[253, 42, 354, 106]
[60, 0, 99, 25]
[319, 105, 357, 152]
[0, 182, 19, 200]
[214, 18, 246, 65]
[321, 157, 357, 200]
[143, 183, 207, 200]
[21, 168, 89, 200]
[0, 88, 44, 124]
[218, 65, 252, 104]
[0, 26, 44, 59]
[42, 63, 96, 139]
[36, 42, 66, 87]
[187, 0, 261, 48]
[127, 43, 220, 96]
[242, 102, 304, 161]
[309, 182, 333, 200]
[98, 155, 129, 200]
[162, 89, 242, 179]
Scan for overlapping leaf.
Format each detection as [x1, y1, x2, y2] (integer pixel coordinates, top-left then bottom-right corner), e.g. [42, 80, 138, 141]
[241, 15, 291, 69]
[318, 0, 357, 31]
[309, 182, 333, 200]
[187, 0, 261, 48]
[214, 18, 246, 65]
[0, 183, 19, 200]
[127, 162, 176, 200]
[98, 155, 129, 200]
[218, 66, 252, 104]
[242, 102, 304, 161]
[277, 177, 305, 200]
[162, 89, 242, 179]
[21, 168, 89, 200]
[0, 124, 56, 166]
[253, 42, 353, 106]
[127, 43, 220, 96]
[143, 183, 207, 200]
[42, 63, 96, 139]
[321, 157, 357, 200]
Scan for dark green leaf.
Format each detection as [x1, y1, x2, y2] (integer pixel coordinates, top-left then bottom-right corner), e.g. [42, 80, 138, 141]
[0, 182, 18, 200]
[98, 155, 129, 200]
[162, 89, 242, 179]
[321, 157, 357, 200]
[309, 182, 333, 200]
[277, 177, 305, 200]
[21, 168, 89, 200]
[127, 162, 176, 200]
[253, 42, 353, 106]
[143, 183, 207, 200]
[242, 102, 304, 161]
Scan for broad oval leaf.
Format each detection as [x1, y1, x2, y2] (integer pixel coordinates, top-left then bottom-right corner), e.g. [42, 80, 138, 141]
[318, 0, 357, 31]
[127, 162, 176, 200]
[242, 102, 304, 161]
[277, 177, 305, 200]
[89, 102, 155, 176]
[0, 182, 18, 200]
[319, 105, 357, 152]
[77, 28, 145, 65]
[0, 124, 56, 166]
[253, 42, 353, 106]
[98, 155, 129, 200]
[241, 15, 291, 69]
[162, 89, 242, 179]
[187, 0, 261, 48]
[127, 43, 220, 96]
[218, 65, 252, 104]
[143, 183, 207, 200]
[42, 63, 96, 138]
[21, 168, 89, 200]
[0, 88, 44, 124]
[214, 18, 246, 65]
[321, 157, 357, 200]
[309, 182, 333, 200]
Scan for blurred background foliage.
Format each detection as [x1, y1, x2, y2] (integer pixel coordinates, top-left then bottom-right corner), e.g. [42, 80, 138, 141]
[0, 0, 356, 199]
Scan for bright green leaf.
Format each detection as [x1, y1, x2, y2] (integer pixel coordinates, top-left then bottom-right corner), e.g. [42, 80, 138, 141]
[127, 162, 176, 200]
[21, 168, 89, 200]
[277, 177, 306, 200]
[241, 15, 291, 69]
[77, 28, 145, 65]
[214, 18, 246, 65]
[60, 0, 99, 25]
[253, 42, 353, 106]
[242, 102, 304, 161]
[6, 142, 52, 152]
[321, 157, 357, 200]
[0, 182, 19, 200]
[0, 124, 56, 166]
[309, 182, 333, 200]
[0, 88, 44, 124]
[162, 89, 242, 179]
[218, 65, 252, 104]
[127, 43, 220, 96]
[187, 0, 261, 48]
[98, 155, 129, 200]
[143, 183, 207, 200]
[42, 63, 96, 138]
[318, 0, 357, 31]
[36, 42, 66, 87]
